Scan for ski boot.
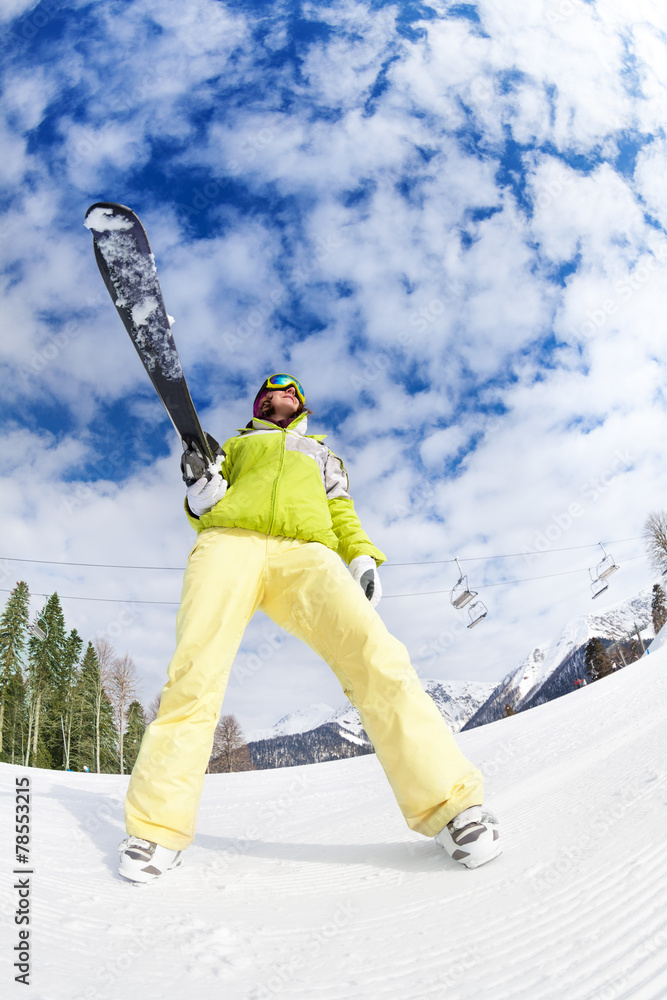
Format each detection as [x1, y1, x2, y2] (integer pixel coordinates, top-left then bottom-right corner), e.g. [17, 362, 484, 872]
[118, 836, 183, 884]
[435, 806, 501, 869]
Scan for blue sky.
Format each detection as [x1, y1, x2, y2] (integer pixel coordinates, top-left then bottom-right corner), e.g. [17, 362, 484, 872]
[2, 0, 667, 732]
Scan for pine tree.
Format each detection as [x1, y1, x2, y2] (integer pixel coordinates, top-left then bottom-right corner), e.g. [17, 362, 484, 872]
[70, 643, 96, 772]
[123, 700, 146, 773]
[25, 594, 68, 768]
[585, 637, 614, 682]
[0, 582, 30, 762]
[98, 690, 121, 773]
[49, 628, 83, 770]
[71, 642, 120, 773]
[651, 583, 667, 636]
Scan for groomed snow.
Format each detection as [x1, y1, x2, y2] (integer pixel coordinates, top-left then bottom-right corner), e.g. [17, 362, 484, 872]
[2, 649, 666, 999]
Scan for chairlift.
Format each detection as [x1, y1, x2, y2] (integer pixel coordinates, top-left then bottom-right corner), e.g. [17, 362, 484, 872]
[450, 557, 477, 610]
[467, 600, 488, 629]
[588, 543, 619, 600]
[29, 614, 48, 642]
[595, 543, 619, 581]
[590, 576, 609, 600]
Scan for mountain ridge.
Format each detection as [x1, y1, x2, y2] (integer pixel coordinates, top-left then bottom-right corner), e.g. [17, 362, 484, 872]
[244, 679, 494, 770]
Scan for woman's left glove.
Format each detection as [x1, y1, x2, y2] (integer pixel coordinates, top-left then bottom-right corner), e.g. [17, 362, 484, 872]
[186, 456, 227, 518]
[349, 555, 382, 608]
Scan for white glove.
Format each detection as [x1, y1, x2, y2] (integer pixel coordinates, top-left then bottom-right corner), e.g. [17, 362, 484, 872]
[349, 555, 382, 608]
[186, 459, 227, 518]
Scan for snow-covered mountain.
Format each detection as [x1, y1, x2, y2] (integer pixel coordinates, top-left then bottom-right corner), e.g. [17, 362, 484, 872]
[464, 586, 654, 729]
[245, 679, 494, 770]
[247, 703, 340, 743]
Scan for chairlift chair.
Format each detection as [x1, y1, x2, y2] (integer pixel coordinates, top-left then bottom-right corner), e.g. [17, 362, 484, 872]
[590, 575, 609, 600]
[467, 600, 488, 629]
[590, 542, 619, 582]
[29, 615, 48, 642]
[451, 557, 477, 610]
[596, 546, 619, 581]
[588, 543, 618, 600]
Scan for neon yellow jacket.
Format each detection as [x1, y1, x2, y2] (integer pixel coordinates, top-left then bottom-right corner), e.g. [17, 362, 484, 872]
[185, 413, 386, 566]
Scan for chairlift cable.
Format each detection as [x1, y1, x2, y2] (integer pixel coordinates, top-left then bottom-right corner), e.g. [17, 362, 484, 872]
[0, 554, 645, 606]
[0, 535, 643, 573]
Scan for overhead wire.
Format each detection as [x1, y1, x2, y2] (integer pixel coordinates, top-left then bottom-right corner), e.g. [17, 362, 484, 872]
[0, 535, 643, 572]
[0, 543, 646, 606]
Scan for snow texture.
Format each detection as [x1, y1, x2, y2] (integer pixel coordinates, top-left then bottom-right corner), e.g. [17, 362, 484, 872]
[83, 206, 134, 232]
[3, 652, 666, 999]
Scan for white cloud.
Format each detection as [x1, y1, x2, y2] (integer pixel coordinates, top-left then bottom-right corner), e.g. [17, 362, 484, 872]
[634, 138, 667, 229]
[0, 0, 40, 23]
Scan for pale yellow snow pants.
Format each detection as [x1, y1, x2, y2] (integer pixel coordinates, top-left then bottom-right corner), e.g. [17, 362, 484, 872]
[125, 528, 484, 850]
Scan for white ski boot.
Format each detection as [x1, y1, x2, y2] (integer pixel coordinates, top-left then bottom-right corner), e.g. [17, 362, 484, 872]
[118, 836, 183, 884]
[435, 806, 501, 869]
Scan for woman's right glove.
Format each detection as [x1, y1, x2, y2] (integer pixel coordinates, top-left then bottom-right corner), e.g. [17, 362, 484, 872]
[186, 459, 227, 518]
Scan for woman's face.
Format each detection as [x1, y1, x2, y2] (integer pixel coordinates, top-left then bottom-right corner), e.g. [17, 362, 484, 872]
[261, 385, 300, 421]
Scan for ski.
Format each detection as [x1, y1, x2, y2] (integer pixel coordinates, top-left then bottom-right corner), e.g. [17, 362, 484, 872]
[84, 201, 219, 483]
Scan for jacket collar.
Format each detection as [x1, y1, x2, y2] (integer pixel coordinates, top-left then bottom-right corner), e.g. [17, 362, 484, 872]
[239, 412, 310, 436]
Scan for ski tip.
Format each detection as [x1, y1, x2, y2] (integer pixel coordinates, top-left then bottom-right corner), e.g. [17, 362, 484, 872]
[84, 202, 135, 233]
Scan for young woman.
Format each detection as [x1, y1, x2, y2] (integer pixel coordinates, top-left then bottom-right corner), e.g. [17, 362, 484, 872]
[118, 374, 500, 883]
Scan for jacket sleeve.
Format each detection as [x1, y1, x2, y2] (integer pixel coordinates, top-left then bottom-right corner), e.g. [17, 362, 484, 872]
[324, 451, 387, 566]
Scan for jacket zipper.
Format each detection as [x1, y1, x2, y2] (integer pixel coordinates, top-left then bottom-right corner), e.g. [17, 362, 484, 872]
[268, 429, 286, 535]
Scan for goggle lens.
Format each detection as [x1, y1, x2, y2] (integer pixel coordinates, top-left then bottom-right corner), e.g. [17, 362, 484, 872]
[265, 374, 305, 403]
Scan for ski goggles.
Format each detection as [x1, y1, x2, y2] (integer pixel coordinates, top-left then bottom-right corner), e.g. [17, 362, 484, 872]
[256, 374, 306, 405]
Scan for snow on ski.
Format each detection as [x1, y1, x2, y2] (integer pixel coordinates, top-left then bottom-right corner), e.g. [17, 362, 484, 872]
[84, 202, 218, 479]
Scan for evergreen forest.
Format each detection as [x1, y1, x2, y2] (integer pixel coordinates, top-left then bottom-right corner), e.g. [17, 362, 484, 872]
[0, 581, 146, 772]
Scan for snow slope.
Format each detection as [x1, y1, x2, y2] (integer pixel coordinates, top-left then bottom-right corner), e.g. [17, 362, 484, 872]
[2, 651, 666, 1000]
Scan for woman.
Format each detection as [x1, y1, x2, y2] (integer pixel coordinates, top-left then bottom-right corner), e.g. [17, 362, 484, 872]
[119, 374, 500, 883]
